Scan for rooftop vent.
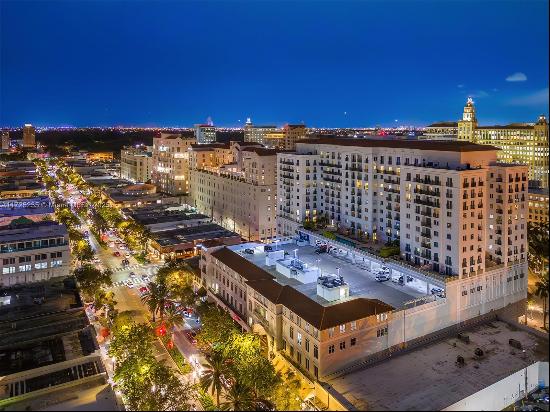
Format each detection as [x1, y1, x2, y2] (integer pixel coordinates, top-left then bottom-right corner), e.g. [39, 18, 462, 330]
[317, 274, 349, 302]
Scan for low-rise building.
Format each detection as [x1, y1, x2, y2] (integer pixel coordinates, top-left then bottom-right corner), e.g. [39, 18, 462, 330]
[195, 124, 217, 144]
[420, 121, 458, 140]
[85, 152, 114, 163]
[0, 196, 54, 227]
[123, 204, 210, 233]
[0, 221, 70, 286]
[103, 183, 180, 209]
[148, 223, 241, 260]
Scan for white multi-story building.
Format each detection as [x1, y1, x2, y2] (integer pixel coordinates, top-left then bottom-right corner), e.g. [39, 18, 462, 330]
[0, 221, 71, 286]
[278, 138, 528, 279]
[194, 124, 217, 144]
[151, 133, 196, 195]
[189, 142, 277, 242]
[120, 145, 153, 183]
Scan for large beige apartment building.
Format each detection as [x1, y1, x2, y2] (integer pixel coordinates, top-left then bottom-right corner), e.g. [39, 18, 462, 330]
[195, 138, 528, 383]
[277, 138, 528, 278]
[457, 98, 549, 188]
[120, 145, 153, 183]
[151, 133, 195, 195]
[22, 124, 36, 149]
[189, 142, 278, 242]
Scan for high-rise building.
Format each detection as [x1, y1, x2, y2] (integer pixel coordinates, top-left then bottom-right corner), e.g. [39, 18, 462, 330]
[22, 124, 36, 149]
[527, 187, 549, 225]
[120, 145, 153, 183]
[244, 118, 277, 146]
[277, 138, 528, 279]
[282, 124, 307, 150]
[151, 133, 196, 195]
[457, 98, 549, 188]
[194, 124, 217, 144]
[1, 131, 9, 151]
[189, 142, 278, 242]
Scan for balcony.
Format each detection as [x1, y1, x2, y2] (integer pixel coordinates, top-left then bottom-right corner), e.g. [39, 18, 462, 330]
[414, 188, 440, 197]
[414, 197, 440, 208]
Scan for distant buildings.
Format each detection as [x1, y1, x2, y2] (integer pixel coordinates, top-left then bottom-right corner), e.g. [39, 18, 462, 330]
[421, 121, 458, 140]
[151, 133, 196, 195]
[0, 221, 70, 286]
[194, 124, 216, 144]
[1, 131, 10, 151]
[120, 145, 153, 183]
[528, 187, 549, 225]
[244, 118, 277, 146]
[189, 142, 278, 242]
[457, 98, 549, 188]
[22, 124, 35, 149]
[85, 151, 114, 163]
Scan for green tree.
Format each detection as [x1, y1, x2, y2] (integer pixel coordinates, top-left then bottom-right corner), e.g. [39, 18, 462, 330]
[73, 264, 113, 300]
[527, 222, 550, 274]
[108, 322, 153, 363]
[534, 271, 549, 330]
[115, 357, 191, 411]
[223, 333, 281, 400]
[200, 350, 231, 405]
[220, 379, 254, 411]
[141, 280, 171, 323]
[196, 305, 238, 349]
[161, 304, 182, 335]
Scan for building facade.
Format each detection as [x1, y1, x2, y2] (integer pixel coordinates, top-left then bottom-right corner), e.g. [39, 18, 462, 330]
[22, 124, 35, 149]
[0, 221, 71, 286]
[457, 98, 549, 188]
[421, 121, 458, 140]
[195, 124, 217, 144]
[527, 188, 549, 225]
[85, 152, 114, 163]
[189, 142, 278, 242]
[277, 139, 528, 280]
[1, 131, 10, 151]
[151, 133, 196, 195]
[120, 145, 153, 183]
[244, 118, 277, 146]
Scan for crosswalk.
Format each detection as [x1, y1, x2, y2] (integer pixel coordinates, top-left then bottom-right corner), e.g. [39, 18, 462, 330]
[110, 264, 141, 273]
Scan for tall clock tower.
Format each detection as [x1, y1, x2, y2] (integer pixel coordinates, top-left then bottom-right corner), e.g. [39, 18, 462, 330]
[458, 97, 478, 141]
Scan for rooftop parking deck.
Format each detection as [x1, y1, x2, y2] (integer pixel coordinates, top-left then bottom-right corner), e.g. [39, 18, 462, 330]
[232, 242, 427, 308]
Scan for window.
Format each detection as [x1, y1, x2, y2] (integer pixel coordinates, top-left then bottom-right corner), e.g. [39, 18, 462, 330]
[339, 324, 346, 333]
[351, 321, 357, 331]
[377, 327, 388, 337]
[305, 339, 310, 352]
[305, 358, 310, 370]
[313, 345, 319, 359]
[328, 327, 334, 337]
[351, 337, 357, 346]
[339, 341, 346, 350]
[289, 326, 294, 339]
[297, 332, 302, 345]
[328, 345, 335, 354]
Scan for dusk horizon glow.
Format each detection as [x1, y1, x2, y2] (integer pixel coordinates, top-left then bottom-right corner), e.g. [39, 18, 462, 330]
[1, 0, 549, 128]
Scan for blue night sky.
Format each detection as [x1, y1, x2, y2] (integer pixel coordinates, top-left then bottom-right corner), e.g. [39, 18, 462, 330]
[1, 0, 548, 128]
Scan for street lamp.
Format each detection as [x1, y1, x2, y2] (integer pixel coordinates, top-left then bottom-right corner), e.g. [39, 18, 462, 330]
[294, 249, 298, 259]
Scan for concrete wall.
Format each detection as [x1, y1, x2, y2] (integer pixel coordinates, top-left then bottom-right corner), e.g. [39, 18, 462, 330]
[444, 361, 549, 411]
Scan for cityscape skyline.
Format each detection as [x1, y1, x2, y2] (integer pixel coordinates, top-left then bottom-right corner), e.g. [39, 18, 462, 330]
[1, 0, 549, 128]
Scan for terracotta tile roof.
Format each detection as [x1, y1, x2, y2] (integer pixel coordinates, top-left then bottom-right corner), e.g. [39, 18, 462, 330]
[212, 247, 394, 330]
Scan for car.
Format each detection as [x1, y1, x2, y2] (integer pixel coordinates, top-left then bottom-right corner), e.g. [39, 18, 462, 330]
[264, 245, 273, 252]
[392, 276, 404, 285]
[185, 331, 197, 344]
[109, 242, 115, 248]
[122, 259, 129, 266]
[243, 248, 254, 254]
[125, 253, 131, 258]
[375, 273, 391, 282]
[138, 286, 148, 295]
[113, 251, 121, 257]
[315, 246, 327, 254]
[127, 283, 135, 289]
[129, 272, 137, 278]
[536, 395, 550, 405]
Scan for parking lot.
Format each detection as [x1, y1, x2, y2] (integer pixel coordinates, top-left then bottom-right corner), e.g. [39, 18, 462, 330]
[236, 242, 428, 309]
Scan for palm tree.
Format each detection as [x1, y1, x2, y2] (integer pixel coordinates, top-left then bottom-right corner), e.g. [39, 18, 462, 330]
[141, 281, 171, 323]
[220, 379, 254, 411]
[200, 350, 230, 406]
[534, 271, 549, 330]
[162, 304, 182, 335]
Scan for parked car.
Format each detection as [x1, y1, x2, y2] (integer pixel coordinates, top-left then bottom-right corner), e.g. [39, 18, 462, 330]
[125, 253, 131, 258]
[129, 272, 137, 278]
[375, 273, 391, 282]
[315, 245, 327, 254]
[244, 248, 255, 254]
[185, 331, 197, 344]
[264, 245, 273, 252]
[392, 276, 404, 285]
